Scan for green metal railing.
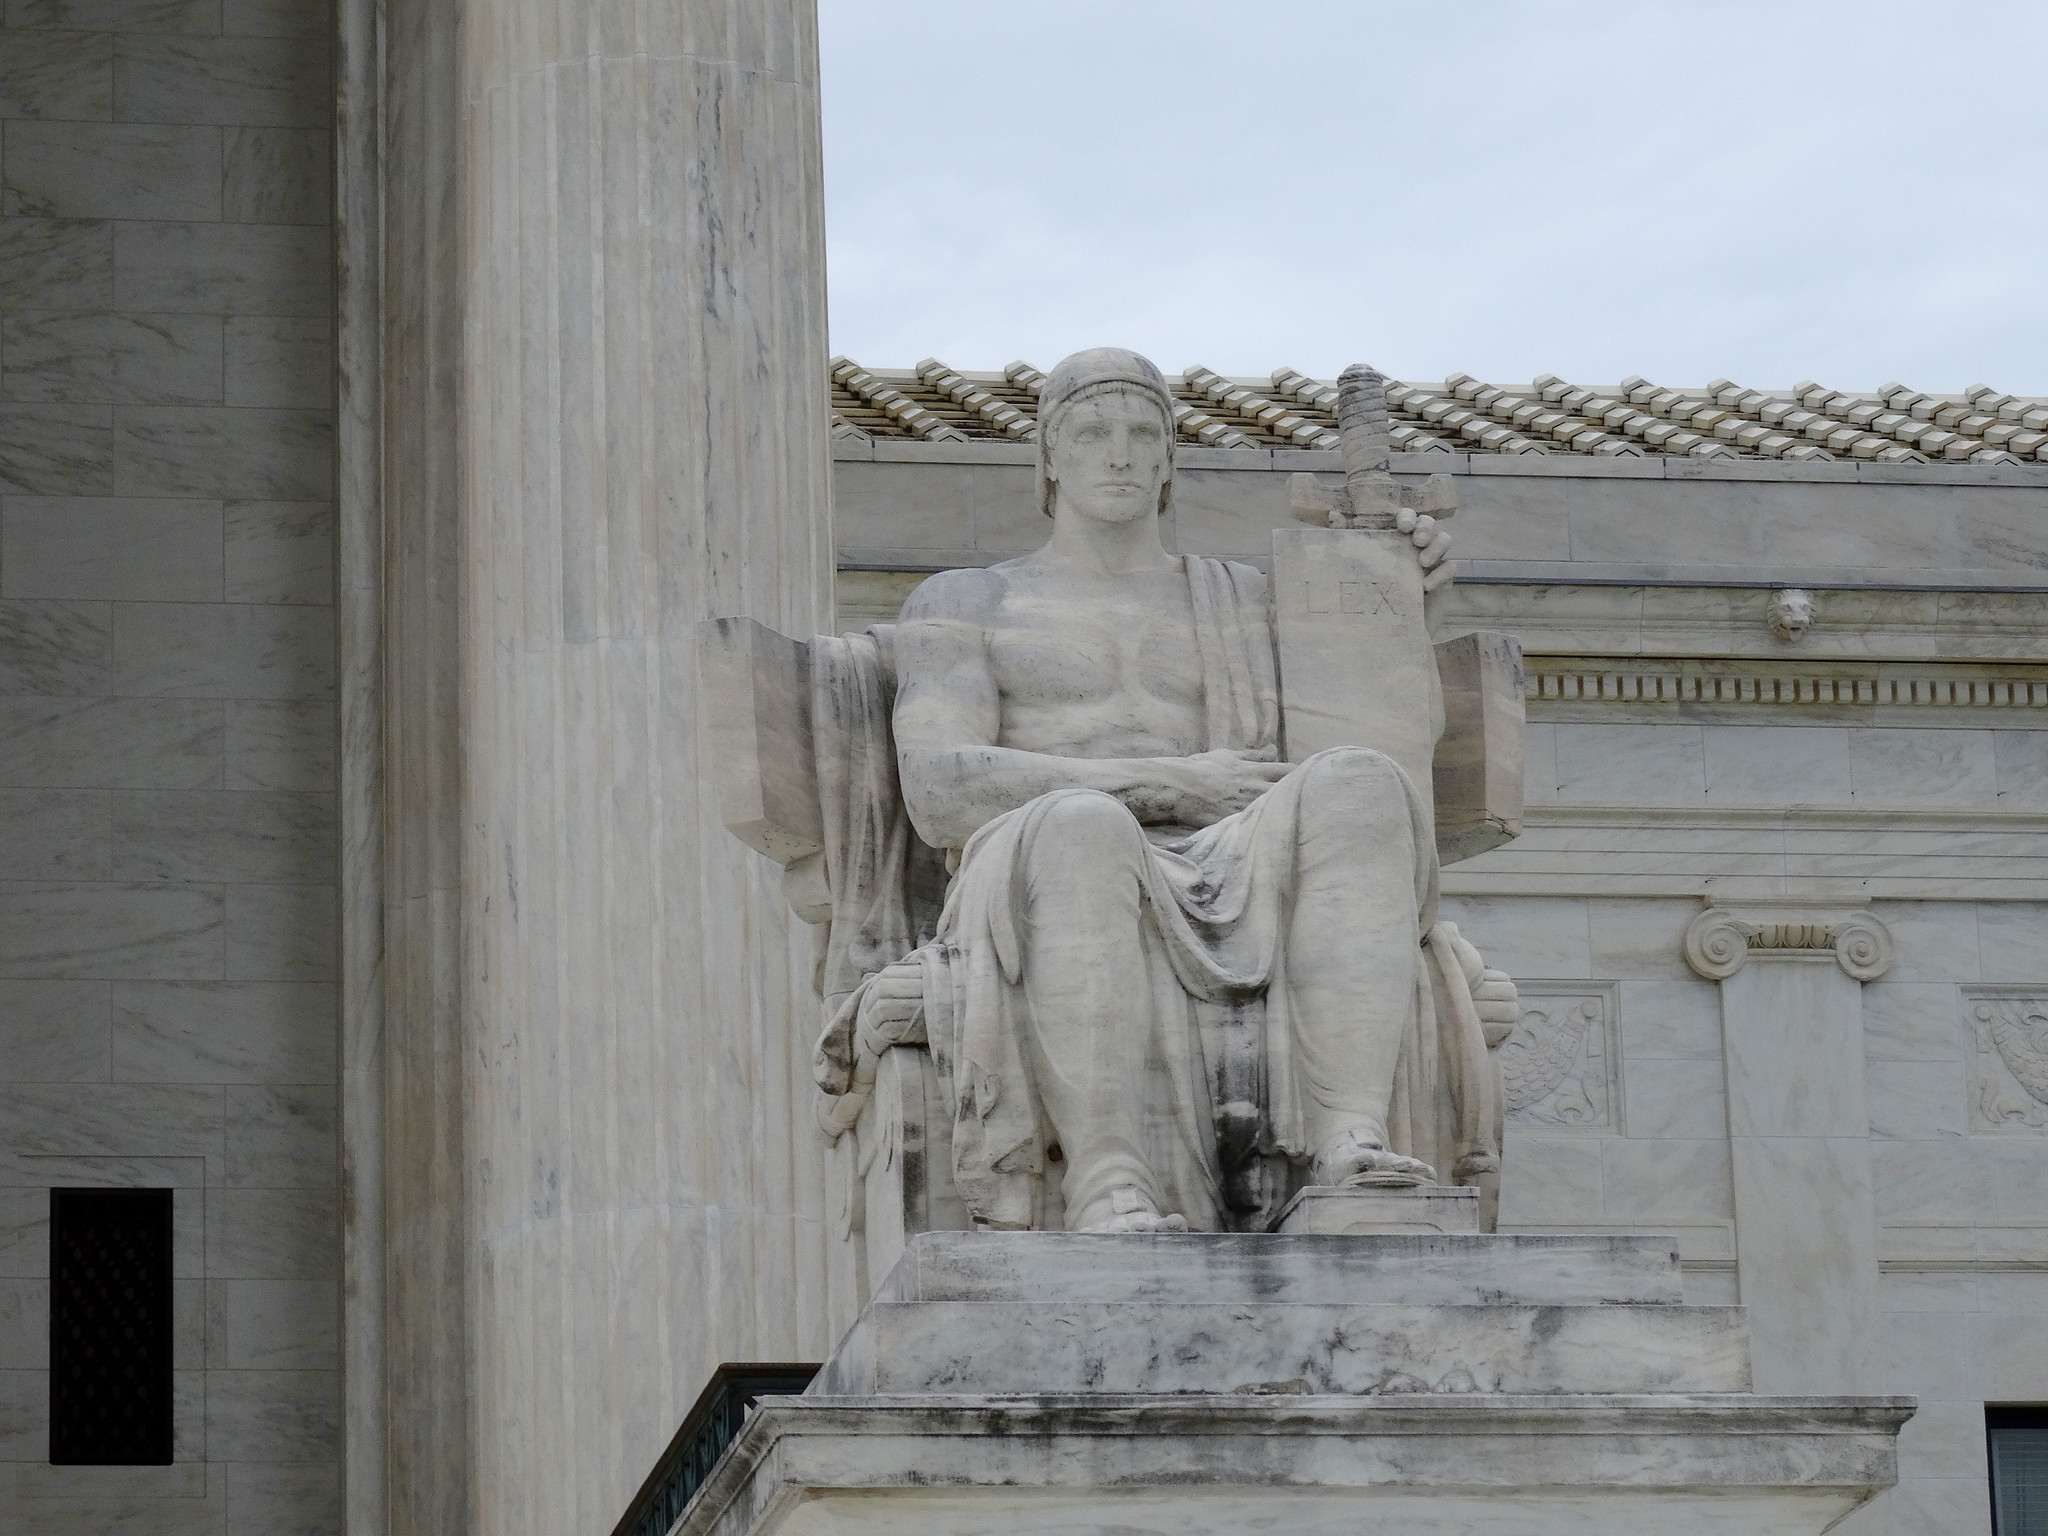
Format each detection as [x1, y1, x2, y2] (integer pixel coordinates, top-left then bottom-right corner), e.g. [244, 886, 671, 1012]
[609, 1362, 818, 1536]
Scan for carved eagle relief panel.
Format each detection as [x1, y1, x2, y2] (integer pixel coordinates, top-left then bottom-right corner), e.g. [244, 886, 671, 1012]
[1967, 988, 2048, 1134]
[1500, 983, 1621, 1132]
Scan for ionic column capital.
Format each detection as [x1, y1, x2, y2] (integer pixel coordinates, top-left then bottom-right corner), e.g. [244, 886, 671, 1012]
[1683, 904, 1894, 983]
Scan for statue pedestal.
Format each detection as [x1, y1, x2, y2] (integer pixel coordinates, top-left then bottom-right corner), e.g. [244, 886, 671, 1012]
[1270, 1182, 1481, 1235]
[671, 1232, 1909, 1536]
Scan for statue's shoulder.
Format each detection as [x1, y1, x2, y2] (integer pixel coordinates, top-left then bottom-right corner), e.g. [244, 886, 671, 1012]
[899, 564, 1009, 627]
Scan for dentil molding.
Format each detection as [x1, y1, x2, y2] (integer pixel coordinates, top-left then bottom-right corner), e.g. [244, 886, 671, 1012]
[1682, 904, 1894, 983]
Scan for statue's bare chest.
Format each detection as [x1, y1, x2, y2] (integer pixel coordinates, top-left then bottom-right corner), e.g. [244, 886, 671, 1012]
[983, 575, 1206, 751]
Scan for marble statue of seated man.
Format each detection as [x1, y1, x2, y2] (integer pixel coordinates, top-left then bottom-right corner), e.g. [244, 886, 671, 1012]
[826, 347, 1517, 1235]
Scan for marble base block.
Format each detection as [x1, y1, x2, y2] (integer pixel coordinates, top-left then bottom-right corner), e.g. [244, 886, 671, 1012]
[673, 1231, 1907, 1536]
[675, 1394, 1911, 1536]
[1272, 1183, 1481, 1234]
[821, 1230, 1740, 1397]
[874, 1230, 1683, 1307]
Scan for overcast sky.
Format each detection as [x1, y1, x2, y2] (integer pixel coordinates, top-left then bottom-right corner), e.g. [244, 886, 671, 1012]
[820, 2, 2047, 394]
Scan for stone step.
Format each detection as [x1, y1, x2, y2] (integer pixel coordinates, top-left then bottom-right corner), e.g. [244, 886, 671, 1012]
[872, 1230, 1684, 1308]
[817, 1298, 1752, 1398]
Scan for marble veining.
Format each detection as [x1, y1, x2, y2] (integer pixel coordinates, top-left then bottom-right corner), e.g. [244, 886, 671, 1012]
[2, 119, 221, 220]
[0, 28, 113, 120]
[2, 310, 224, 405]
[0, 217, 114, 309]
[113, 33, 330, 128]
[113, 221, 331, 315]
[222, 126, 331, 224]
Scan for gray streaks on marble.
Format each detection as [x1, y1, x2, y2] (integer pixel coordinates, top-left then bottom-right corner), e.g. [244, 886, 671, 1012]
[0, 696, 221, 784]
[1585, 896, 1699, 982]
[0, 28, 112, 119]
[1498, 1133, 1604, 1222]
[0, 216, 112, 308]
[0, 401, 112, 491]
[1994, 732, 2048, 805]
[1976, 902, 2048, 981]
[1864, 1060, 1967, 1142]
[113, 788, 333, 881]
[1617, 977, 1723, 1060]
[226, 697, 332, 788]
[113, 405, 332, 499]
[222, 125, 329, 223]
[226, 1462, 342, 1536]
[224, 880, 331, 979]
[115, 221, 330, 314]
[2, 120, 219, 220]
[225, 499, 332, 600]
[204, 1367, 338, 1460]
[825, 1298, 1752, 1397]
[880, 1231, 1682, 1308]
[1861, 983, 1963, 1063]
[0, 1082, 221, 1160]
[1621, 1056, 1727, 1140]
[0, 495, 222, 599]
[223, 1082, 332, 1185]
[1600, 1137, 1734, 1220]
[115, 32, 329, 126]
[1435, 894, 1592, 978]
[206, 1277, 335, 1368]
[1554, 723, 1705, 804]
[0, 787, 108, 876]
[206, 1185, 334, 1277]
[111, 978, 334, 1082]
[0, 977, 108, 1079]
[6, 0, 217, 28]
[17, 1452, 208, 1497]
[1870, 901, 1981, 986]
[0, 880, 221, 976]
[224, 316, 330, 407]
[114, 601, 332, 698]
[0, 1275, 49, 1367]
[1847, 728, 1999, 805]
[2, 309, 222, 405]
[1702, 724, 1852, 805]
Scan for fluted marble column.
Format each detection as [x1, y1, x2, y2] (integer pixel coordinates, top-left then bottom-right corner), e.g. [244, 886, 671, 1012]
[1684, 904, 1894, 1395]
[342, 2, 840, 1532]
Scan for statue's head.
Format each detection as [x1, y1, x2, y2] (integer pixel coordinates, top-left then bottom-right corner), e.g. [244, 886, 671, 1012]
[1036, 347, 1176, 522]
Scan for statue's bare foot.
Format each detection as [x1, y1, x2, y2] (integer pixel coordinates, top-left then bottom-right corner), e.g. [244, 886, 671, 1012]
[1313, 1129, 1437, 1188]
[1075, 1186, 1190, 1234]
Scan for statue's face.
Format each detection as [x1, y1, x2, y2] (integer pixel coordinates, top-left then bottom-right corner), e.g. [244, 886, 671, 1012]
[1047, 385, 1171, 526]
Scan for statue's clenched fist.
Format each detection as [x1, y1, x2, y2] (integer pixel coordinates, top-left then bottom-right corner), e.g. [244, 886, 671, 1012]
[1397, 503, 1456, 594]
[1472, 967, 1519, 1049]
[855, 959, 927, 1059]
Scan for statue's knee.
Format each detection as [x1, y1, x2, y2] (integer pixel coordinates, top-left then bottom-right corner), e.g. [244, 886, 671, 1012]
[1031, 790, 1142, 857]
[1298, 747, 1411, 827]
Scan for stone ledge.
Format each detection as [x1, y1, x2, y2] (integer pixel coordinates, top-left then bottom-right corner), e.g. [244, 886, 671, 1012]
[675, 1394, 1913, 1536]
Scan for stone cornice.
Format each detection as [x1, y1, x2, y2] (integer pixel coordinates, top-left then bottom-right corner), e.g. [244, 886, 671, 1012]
[1683, 904, 1895, 982]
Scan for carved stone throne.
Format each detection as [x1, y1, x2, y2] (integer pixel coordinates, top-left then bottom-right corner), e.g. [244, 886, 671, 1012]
[703, 569, 1527, 1292]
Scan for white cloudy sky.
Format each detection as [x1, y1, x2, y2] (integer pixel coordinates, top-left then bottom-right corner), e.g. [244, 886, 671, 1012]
[820, 2, 2047, 394]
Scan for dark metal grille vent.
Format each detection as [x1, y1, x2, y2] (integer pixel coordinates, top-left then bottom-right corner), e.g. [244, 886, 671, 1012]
[49, 1188, 174, 1466]
[610, 1363, 817, 1536]
[1992, 1406, 2048, 1536]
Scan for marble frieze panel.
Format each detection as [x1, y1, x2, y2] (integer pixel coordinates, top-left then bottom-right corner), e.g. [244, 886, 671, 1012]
[1964, 986, 2048, 1134]
[1501, 980, 1620, 1132]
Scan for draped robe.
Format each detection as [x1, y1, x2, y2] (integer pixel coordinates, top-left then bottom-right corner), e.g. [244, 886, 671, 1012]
[811, 556, 1502, 1233]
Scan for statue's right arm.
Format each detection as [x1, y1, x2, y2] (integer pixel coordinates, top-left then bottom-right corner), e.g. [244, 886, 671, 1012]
[890, 571, 1235, 850]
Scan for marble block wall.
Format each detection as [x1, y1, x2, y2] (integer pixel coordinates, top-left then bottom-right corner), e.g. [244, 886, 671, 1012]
[0, 0, 339, 1528]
